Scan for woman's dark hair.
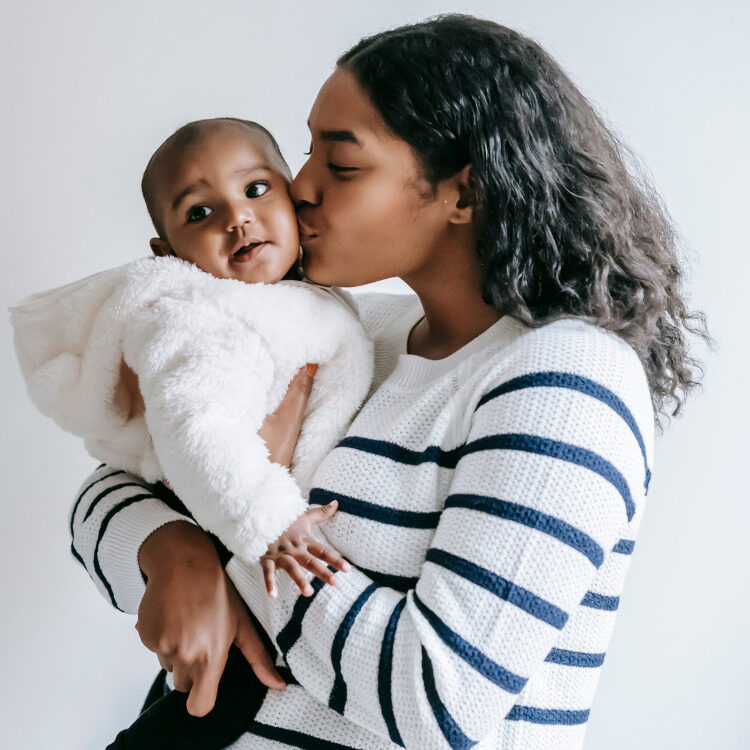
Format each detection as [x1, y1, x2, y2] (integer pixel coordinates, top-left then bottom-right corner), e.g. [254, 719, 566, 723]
[339, 14, 710, 425]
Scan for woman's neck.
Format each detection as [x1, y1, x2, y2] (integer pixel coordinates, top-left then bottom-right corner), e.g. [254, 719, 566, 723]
[402, 244, 501, 360]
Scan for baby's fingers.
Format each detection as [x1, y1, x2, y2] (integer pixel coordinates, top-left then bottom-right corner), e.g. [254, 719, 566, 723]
[308, 541, 350, 573]
[261, 557, 277, 598]
[276, 556, 314, 596]
[306, 499, 339, 526]
[296, 554, 340, 587]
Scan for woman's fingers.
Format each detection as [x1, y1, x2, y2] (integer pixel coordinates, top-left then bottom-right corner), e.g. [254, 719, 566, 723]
[233, 614, 286, 690]
[185, 650, 227, 717]
[156, 654, 173, 674]
[259, 364, 317, 467]
[171, 663, 193, 694]
[308, 541, 351, 572]
[261, 556, 277, 597]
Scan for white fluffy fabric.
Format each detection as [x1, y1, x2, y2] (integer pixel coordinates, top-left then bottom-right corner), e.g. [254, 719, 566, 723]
[10, 256, 373, 562]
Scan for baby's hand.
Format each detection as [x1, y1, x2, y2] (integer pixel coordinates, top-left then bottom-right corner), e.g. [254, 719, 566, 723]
[260, 501, 350, 598]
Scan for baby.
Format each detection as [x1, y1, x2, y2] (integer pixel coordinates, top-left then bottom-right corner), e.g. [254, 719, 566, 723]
[12, 117, 372, 746]
[12, 116, 371, 575]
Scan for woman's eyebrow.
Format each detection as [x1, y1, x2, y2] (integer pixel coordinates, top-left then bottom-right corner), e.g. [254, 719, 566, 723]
[307, 121, 362, 147]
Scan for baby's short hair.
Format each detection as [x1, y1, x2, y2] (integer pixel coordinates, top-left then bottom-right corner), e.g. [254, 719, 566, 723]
[141, 117, 291, 239]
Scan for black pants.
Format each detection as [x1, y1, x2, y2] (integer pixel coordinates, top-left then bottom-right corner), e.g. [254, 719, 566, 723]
[105, 645, 268, 750]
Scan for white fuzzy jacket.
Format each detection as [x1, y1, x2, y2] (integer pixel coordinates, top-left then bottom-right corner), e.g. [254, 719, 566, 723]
[10, 256, 373, 562]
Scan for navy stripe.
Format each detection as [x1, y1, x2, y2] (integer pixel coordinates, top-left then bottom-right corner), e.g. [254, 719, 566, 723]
[506, 705, 590, 725]
[338, 436, 463, 468]
[276, 577, 327, 656]
[92, 493, 156, 611]
[82, 481, 151, 523]
[249, 721, 359, 749]
[413, 593, 527, 693]
[329, 583, 378, 714]
[421, 647, 476, 749]
[444, 494, 603, 568]
[358, 565, 418, 592]
[425, 548, 568, 630]
[476, 371, 651, 491]
[545, 648, 605, 668]
[70, 469, 126, 541]
[460, 434, 635, 522]
[332, 432, 635, 523]
[70, 542, 85, 568]
[378, 598, 407, 747]
[612, 538, 635, 554]
[581, 592, 620, 611]
[309, 488, 441, 529]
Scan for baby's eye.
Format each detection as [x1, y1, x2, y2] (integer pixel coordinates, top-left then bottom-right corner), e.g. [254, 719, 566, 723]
[246, 181, 269, 199]
[186, 205, 212, 223]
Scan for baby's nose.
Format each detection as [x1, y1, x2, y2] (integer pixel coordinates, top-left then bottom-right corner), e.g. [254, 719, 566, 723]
[226, 204, 254, 231]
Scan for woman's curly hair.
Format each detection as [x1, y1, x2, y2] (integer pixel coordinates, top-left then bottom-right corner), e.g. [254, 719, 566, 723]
[339, 15, 710, 426]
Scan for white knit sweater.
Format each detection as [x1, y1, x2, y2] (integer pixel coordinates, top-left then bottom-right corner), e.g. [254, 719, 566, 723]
[70, 292, 654, 750]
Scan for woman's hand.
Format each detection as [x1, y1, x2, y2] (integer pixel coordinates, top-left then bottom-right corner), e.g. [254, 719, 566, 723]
[135, 520, 286, 717]
[259, 363, 318, 467]
[261, 501, 350, 598]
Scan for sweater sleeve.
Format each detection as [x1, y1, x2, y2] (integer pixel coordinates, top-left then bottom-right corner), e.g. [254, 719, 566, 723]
[69, 463, 198, 614]
[235, 349, 652, 748]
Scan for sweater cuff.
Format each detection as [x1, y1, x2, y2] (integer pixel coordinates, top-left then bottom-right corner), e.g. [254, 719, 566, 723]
[225, 557, 274, 638]
[98, 499, 198, 614]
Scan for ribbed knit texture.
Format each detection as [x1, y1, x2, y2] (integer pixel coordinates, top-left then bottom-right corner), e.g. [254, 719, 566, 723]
[71, 292, 653, 749]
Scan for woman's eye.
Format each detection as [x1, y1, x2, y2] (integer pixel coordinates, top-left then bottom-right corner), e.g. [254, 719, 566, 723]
[186, 205, 212, 223]
[328, 162, 358, 175]
[246, 182, 269, 198]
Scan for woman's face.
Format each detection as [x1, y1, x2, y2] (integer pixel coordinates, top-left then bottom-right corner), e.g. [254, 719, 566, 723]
[291, 68, 449, 287]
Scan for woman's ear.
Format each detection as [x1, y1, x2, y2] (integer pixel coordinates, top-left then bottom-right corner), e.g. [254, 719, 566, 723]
[149, 238, 175, 257]
[444, 164, 477, 225]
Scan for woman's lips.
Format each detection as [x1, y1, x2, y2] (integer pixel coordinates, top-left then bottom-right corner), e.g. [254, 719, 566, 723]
[231, 241, 267, 262]
[297, 220, 318, 239]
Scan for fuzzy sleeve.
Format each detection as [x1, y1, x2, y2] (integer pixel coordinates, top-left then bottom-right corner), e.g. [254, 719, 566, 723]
[123, 294, 308, 564]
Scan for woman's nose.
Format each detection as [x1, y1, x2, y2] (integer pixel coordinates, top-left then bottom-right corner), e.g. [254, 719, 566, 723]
[290, 159, 319, 207]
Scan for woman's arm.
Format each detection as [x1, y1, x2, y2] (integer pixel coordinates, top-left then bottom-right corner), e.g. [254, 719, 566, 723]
[68, 365, 317, 612]
[69, 463, 199, 613]
[234, 353, 653, 748]
[68, 366, 318, 712]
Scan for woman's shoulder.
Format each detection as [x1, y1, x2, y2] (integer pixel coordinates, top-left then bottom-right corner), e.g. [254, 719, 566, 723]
[472, 317, 653, 428]
[339, 290, 420, 338]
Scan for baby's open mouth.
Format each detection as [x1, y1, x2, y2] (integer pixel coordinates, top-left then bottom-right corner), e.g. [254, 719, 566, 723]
[233, 241, 267, 258]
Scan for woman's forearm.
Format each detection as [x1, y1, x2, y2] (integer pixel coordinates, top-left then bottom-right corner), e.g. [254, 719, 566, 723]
[138, 519, 216, 580]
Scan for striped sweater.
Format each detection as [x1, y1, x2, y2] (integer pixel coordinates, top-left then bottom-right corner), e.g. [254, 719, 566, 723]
[70, 292, 654, 750]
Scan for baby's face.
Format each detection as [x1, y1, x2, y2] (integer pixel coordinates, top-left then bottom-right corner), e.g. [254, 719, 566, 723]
[152, 129, 299, 284]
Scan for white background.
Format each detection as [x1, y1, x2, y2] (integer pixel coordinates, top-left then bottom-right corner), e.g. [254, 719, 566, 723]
[1, 1, 748, 748]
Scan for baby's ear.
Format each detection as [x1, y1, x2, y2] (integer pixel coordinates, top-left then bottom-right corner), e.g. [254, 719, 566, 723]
[149, 237, 174, 257]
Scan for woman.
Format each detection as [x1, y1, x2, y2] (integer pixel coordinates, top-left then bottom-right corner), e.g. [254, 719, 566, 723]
[72, 15, 707, 749]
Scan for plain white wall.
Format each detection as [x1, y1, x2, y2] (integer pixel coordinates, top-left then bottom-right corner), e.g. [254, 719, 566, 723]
[1, 1, 747, 748]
